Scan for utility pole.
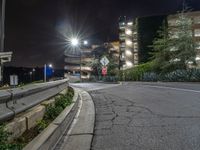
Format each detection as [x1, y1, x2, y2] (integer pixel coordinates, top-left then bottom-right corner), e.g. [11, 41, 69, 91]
[0, 0, 6, 85]
[1, 0, 6, 52]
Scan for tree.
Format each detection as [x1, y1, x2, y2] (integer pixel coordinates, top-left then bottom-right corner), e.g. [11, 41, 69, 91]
[171, 10, 197, 69]
[151, 9, 197, 73]
[150, 21, 172, 73]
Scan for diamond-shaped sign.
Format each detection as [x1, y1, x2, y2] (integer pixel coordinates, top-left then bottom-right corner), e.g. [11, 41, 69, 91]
[100, 56, 109, 66]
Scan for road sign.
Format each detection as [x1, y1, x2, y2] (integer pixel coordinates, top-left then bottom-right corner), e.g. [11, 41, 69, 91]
[100, 56, 109, 66]
[102, 67, 107, 76]
[10, 75, 18, 86]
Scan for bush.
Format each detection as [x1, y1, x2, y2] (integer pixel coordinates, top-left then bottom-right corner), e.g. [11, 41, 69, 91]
[45, 104, 63, 120]
[36, 120, 48, 133]
[0, 124, 23, 150]
[118, 62, 154, 81]
[142, 72, 158, 81]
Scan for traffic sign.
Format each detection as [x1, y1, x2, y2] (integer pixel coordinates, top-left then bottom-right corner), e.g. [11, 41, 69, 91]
[100, 56, 109, 66]
[102, 67, 107, 76]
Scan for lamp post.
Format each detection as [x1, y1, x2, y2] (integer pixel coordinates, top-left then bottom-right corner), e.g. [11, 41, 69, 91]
[70, 38, 88, 82]
[0, 0, 6, 85]
[44, 64, 53, 82]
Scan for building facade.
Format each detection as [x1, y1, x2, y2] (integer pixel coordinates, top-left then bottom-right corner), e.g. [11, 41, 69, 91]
[119, 16, 139, 70]
[64, 46, 93, 80]
[119, 15, 166, 70]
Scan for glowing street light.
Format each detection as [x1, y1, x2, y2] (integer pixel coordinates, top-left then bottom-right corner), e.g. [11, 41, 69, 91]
[69, 38, 88, 82]
[71, 38, 79, 47]
[83, 40, 88, 45]
[49, 64, 53, 68]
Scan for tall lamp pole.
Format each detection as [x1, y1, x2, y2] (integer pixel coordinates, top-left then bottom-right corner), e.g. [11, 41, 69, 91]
[44, 64, 47, 82]
[44, 64, 53, 82]
[70, 38, 88, 82]
[1, 0, 6, 52]
[0, 0, 6, 85]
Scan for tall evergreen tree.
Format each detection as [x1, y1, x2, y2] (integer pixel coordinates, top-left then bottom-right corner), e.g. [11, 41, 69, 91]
[151, 8, 197, 73]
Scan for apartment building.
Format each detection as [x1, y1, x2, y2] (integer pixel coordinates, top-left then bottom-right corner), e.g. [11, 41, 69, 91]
[119, 15, 165, 70]
[119, 16, 139, 70]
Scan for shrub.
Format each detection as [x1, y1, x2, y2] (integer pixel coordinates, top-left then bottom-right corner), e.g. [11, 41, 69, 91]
[0, 124, 23, 150]
[118, 62, 154, 81]
[45, 104, 63, 120]
[36, 120, 48, 133]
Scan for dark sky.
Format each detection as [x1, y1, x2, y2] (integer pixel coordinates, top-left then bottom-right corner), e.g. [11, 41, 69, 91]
[4, 0, 200, 69]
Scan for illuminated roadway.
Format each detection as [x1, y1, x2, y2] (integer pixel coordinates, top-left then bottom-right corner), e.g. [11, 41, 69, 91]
[71, 82, 200, 150]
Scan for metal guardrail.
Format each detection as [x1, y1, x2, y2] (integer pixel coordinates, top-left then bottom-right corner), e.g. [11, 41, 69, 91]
[0, 79, 69, 123]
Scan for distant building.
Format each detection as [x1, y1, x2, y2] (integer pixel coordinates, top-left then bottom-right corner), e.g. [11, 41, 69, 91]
[64, 46, 93, 80]
[119, 16, 138, 70]
[105, 41, 120, 68]
[168, 11, 200, 67]
[119, 11, 200, 70]
[118, 15, 165, 70]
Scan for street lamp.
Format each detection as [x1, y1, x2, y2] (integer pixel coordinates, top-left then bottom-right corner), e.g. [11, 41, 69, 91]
[70, 38, 88, 82]
[71, 38, 79, 47]
[44, 64, 53, 82]
[83, 40, 88, 45]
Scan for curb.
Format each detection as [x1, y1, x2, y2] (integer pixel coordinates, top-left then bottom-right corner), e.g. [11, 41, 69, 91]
[55, 89, 95, 150]
[23, 87, 79, 150]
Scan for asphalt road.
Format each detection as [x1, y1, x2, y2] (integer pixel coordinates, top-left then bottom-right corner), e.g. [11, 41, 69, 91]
[72, 82, 200, 150]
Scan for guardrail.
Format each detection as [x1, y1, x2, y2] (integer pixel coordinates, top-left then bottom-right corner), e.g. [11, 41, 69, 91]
[0, 79, 69, 123]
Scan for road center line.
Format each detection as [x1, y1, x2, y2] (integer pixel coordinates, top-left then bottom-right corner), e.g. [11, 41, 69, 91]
[145, 85, 200, 93]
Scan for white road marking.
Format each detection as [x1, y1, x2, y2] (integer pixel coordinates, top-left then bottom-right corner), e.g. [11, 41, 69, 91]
[145, 85, 200, 93]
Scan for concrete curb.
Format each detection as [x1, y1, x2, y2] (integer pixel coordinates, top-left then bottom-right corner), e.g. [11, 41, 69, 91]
[23, 87, 79, 150]
[54, 88, 95, 150]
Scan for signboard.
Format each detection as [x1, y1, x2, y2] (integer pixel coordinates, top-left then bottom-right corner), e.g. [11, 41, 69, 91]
[102, 67, 107, 76]
[44, 66, 53, 77]
[100, 56, 109, 66]
[10, 75, 18, 86]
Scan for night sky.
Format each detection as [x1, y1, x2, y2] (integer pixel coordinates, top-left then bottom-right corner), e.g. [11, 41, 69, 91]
[4, 0, 200, 69]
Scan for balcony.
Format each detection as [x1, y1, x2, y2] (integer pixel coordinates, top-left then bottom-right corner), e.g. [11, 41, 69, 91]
[64, 65, 92, 72]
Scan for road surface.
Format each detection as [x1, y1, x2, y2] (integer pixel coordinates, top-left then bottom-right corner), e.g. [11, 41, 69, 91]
[72, 82, 200, 150]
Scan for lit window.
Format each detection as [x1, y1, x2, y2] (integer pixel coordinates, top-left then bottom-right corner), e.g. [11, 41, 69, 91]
[134, 43, 138, 48]
[196, 56, 200, 61]
[126, 40, 132, 46]
[125, 29, 132, 35]
[173, 58, 181, 62]
[168, 19, 177, 26]
[194, 29, 200, 37]
[127, 22, 133, 26]
[125, 50, 132, 56]
[126, 61, 133, 67]
[170, 47, 178, 51]
[121, 53, 125, 59]
[170, 31, 179, 39]
[196, 43, 200, 49]
[194, 17, 200, 24]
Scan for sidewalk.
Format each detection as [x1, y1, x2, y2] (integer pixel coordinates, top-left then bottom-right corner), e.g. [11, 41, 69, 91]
[54, 88, 95, 150]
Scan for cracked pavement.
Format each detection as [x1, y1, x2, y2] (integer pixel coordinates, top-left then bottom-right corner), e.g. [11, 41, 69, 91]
[86, 82, 200, 150]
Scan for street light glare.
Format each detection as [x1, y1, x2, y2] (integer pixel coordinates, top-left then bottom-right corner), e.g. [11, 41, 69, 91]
[49, 64, 53, 68]
[84, 40, 88, 45]
[71, 38, 79, 46]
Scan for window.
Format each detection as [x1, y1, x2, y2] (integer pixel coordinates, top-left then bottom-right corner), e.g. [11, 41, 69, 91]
[168, 19, 177, 26]
[194, 29, 200, 37]
[194, 17, 200, 24]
